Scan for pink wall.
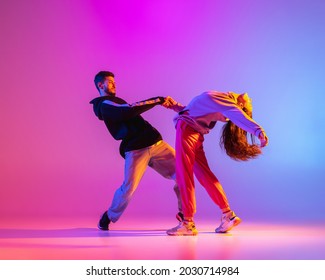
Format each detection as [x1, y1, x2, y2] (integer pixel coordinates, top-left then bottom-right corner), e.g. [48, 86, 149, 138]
[1, 0, 324, 222]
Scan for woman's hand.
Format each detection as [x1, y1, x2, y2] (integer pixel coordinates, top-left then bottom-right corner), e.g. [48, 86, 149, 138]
[259, 131, 269, 147]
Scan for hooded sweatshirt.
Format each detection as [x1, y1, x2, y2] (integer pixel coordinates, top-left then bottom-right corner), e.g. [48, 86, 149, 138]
[90, 95, 164, 157]
[175, 91, 264, 137]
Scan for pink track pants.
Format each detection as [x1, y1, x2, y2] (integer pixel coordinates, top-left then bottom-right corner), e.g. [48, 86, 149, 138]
[175, 119, 230, 219]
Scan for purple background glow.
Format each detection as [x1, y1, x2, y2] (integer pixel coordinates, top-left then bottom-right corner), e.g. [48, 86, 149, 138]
[1, 0, 324, 223]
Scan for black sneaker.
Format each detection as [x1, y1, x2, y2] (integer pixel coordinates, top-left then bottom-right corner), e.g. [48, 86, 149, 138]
[176, 212, 184, 222]
[98, 211, 111, 230]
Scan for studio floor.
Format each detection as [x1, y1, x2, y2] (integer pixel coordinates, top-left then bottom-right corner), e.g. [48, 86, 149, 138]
[0, 217, 324, 260]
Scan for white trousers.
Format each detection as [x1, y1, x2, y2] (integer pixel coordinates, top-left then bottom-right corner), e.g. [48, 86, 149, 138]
[107, 140, 182, 222]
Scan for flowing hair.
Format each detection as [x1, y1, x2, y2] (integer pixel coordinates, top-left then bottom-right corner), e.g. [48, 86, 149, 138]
[220, 108, 262, 161]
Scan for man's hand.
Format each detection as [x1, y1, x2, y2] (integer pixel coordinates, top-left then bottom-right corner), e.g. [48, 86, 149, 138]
[161, 96, 186, 113]
[162, 96, 177, 108]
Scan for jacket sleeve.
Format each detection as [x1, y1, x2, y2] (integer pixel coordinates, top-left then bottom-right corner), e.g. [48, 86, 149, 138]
[222, 106, 264, 137]
[210, 94, 264, 137]
[100, 97, 165, 121]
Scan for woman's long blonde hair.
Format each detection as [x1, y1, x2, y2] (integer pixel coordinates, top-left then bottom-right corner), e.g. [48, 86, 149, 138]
[220, 108, 261, 161]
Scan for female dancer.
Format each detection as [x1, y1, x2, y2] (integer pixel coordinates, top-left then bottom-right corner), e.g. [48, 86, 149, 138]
[163, 91, 268, 235]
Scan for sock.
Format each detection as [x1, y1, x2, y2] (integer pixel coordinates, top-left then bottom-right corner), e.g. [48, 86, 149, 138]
[184, 217, 194, 223]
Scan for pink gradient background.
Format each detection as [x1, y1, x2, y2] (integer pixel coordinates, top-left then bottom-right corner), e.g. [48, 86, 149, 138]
[1, 0, 324, 224]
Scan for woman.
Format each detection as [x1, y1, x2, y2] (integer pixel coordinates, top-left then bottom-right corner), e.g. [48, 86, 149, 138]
[163, 91, 268, 236]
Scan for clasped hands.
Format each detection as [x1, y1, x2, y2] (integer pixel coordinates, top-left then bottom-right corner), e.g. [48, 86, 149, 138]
[161, 96, 178, 109]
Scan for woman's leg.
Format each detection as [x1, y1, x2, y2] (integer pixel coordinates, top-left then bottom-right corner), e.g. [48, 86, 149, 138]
[194, 143, 230, 212]
[175, 120, 201, 220]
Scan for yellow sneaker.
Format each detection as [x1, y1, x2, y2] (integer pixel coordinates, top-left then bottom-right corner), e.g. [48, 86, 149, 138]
[167, 221, 198, 236]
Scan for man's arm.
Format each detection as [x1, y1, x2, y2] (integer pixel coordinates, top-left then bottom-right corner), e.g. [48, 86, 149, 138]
[101, 96, 165, 121]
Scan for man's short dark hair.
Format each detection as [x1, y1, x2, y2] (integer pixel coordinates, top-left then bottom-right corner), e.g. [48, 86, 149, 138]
[94, 71, 115, 92]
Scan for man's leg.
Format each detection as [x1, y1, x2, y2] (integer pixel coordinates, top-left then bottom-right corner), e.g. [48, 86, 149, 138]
[107, 148, 150, 222]
[148, 141, 182, 214]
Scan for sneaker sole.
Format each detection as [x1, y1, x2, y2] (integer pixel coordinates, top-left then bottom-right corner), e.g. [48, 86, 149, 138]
[215, 217, 241, 233]
[167, 231, 198, 236]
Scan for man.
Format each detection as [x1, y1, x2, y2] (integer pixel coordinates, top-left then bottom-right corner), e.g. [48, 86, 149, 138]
[162, 92, 268, 235]
[90, 71, 183, 230]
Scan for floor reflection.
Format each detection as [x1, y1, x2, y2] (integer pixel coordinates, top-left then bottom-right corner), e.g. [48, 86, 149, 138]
[0, 218, 324, 260]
